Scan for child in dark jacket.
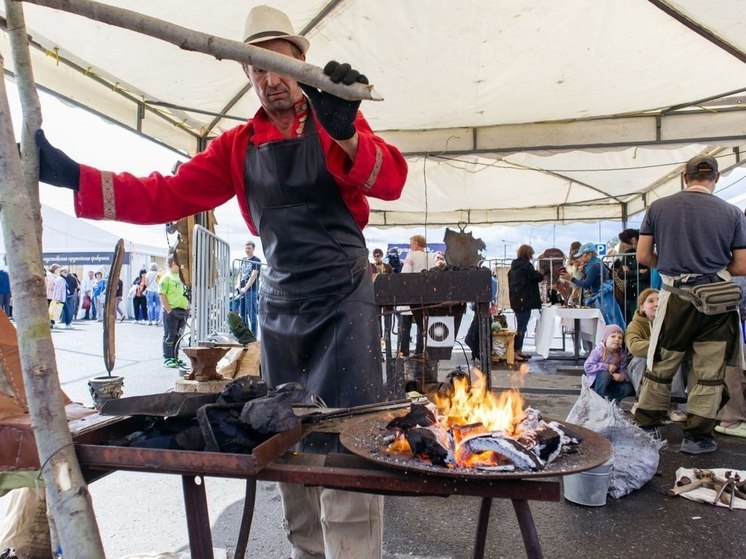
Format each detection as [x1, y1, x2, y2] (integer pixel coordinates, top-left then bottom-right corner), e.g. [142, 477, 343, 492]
[584, 324, 635, 403]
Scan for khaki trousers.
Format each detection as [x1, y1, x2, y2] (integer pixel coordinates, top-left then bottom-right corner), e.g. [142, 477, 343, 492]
[635, 294, 737, 436]
[717, 365, 746, 423]
[277, 482, 383, 559]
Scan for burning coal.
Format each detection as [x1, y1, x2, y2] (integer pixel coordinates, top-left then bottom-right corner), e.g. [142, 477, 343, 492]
[385, 370, 579, 472]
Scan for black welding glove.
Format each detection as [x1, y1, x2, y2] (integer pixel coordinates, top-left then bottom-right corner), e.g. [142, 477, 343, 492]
[299, 61, 368, 141]
[35, 129, 80, 191]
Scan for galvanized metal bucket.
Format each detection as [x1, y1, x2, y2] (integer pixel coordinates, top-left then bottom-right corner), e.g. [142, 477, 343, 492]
[563, 459, 613, 506]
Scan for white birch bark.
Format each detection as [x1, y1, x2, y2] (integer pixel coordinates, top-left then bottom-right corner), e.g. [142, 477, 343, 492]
[18, 0, 382, 101]
[1, 2, 106, 556]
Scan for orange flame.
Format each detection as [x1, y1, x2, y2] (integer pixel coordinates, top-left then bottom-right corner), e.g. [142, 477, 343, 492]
[386, 369, 528, 468]
[434, 369, 525, 435]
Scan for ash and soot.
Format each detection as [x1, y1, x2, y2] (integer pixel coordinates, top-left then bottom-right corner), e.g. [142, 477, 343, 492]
[384, 370, 580, 472]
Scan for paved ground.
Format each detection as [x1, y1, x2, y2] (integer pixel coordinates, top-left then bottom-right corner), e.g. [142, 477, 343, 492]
[2, 316, 745, 558]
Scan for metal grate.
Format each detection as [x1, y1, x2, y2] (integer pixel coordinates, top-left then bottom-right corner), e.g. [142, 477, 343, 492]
[190, 225, 232, 345]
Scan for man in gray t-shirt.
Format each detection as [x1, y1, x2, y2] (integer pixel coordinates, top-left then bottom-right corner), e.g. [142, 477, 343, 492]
[634, 155, 746, 455]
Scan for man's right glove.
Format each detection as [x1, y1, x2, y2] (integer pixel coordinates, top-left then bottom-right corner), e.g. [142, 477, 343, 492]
[35, 129, 80, 191]
[299, 61, 368, 141]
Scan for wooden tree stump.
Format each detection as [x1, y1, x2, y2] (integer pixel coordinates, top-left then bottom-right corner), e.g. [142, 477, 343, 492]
[182, 347, 229, 381]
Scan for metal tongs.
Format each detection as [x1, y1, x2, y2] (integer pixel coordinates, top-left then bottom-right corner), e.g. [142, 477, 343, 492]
[299, 396, 428, 424]
[712, 471, 746, 511]
[670, 468, 746, 510]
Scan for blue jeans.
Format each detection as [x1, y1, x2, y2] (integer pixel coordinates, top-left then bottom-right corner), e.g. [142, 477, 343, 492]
[146, 291, 161, 322]
[592, 370, 636, 403]
[244, 289, 258, 334]
[63, 295, 76, 325]
[232, 290, 259, 334]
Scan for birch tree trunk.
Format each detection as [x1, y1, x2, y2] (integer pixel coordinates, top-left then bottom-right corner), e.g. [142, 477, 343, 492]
[18, 0, 382, 101]
[0, 2, 106, 556]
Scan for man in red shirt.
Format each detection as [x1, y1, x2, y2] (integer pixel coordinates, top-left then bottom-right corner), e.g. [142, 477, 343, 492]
[35, 6, 407, 558]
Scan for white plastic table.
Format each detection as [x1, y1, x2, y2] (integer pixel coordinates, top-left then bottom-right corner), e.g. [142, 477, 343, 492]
[534, 307, 605, 359]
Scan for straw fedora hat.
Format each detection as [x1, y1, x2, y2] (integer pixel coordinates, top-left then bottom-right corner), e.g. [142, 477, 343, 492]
[243, 5, 309, 55]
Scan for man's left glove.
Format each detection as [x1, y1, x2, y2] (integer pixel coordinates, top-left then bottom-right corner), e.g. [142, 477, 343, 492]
[35, 129, 80, 191]
[299, 61, 368, 141]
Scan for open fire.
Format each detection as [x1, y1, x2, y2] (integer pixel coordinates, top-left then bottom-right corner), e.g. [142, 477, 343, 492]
[385, 369, 579, 472]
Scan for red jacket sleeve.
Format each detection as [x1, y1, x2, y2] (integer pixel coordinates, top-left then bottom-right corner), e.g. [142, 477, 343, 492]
[74, 125, 254, 230]
[316, 112, 408, 229]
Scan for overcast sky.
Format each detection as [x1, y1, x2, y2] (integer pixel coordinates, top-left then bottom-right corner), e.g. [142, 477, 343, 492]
[6, 80, 746, 264]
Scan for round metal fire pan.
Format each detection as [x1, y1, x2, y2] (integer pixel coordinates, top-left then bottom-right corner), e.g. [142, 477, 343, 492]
[339, 410, 613, 480]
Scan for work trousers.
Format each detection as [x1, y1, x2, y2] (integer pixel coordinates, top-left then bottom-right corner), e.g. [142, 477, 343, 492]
[628, 356, 691, 399]
[635, 294, 738, 437]
[717, 365, 746, 423]
[277, 482, 383, 559]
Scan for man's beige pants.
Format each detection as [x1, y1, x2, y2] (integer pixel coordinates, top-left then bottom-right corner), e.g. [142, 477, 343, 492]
[635, 294, 737, 436]
[278, 482, 383, 559]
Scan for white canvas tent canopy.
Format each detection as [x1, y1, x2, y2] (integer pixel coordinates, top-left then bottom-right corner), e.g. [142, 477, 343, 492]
[1, 0, 745, 228]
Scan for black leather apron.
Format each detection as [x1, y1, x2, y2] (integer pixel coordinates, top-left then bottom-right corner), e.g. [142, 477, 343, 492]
[244, 118, 383, 410]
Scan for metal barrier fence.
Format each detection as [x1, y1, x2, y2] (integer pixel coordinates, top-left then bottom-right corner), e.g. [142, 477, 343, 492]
[190, 224, 232, 345]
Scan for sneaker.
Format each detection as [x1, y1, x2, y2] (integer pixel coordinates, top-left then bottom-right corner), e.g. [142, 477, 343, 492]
[163, 358, 179, 368]
[176, 358, 190, 369]
[680, 434, 717, 455]
[667, 406, 687, 422]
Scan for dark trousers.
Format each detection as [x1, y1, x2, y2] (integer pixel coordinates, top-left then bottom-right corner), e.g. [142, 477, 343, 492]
[379, 307, 393, 339]
[398, 313, 424, 356]
[162, 308, 187, 359]
[133, 295, 148, 321]
[514, 310, 532, 353]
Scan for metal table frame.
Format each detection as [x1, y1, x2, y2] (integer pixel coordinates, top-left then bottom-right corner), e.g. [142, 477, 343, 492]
[76, 445, 559, 559]
[74, 419, 572, 559]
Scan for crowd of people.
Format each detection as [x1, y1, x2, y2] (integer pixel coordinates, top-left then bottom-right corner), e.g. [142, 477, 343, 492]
[41, 263, 163, 328]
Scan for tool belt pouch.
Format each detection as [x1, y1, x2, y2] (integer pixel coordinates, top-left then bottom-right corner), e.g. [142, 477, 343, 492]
[689, 282, 742, 315]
